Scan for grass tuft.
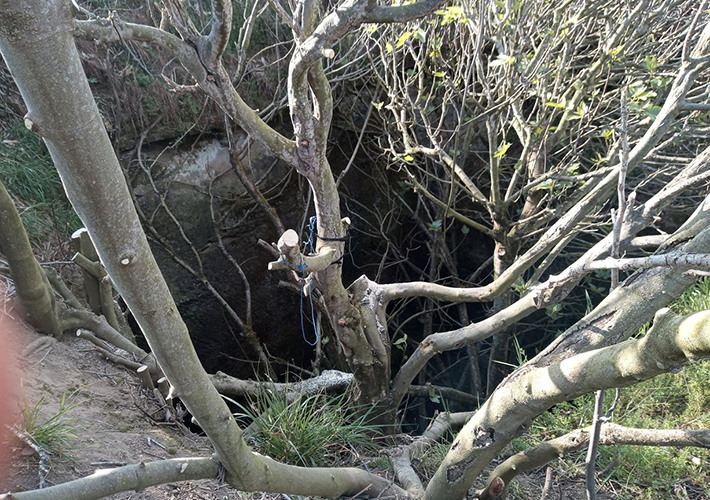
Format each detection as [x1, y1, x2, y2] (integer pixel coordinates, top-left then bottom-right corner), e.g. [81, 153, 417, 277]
[227, 385, 381, 468]
[21, 391, 80, 457]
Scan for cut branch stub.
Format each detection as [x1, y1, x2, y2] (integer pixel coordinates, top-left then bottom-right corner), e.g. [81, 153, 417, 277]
[267, 229, 336, 274]
[278, 229, 300, 258]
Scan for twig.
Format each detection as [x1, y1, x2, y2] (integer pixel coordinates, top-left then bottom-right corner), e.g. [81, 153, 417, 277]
[584, 388, 605, 500]
[7, 425, 50, 489]
[540, 467, 553, 499]
[21, 337, 57, 359]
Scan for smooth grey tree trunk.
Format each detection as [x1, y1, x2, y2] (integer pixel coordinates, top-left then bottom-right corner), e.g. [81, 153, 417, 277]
[0, 1, 403, 498]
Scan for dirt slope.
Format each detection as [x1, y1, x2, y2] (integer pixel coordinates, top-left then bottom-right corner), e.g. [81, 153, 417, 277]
[1, 322, 244, 500]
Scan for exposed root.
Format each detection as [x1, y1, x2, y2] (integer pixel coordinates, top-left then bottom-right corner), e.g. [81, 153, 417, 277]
[21, 337, 57, 359]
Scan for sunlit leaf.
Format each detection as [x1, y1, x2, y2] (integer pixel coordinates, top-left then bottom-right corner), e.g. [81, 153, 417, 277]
[644, 55, 659, 73]
[494, 141, 511, 158]
[490, 54, 515, 67]
[396, 31, 412, 48]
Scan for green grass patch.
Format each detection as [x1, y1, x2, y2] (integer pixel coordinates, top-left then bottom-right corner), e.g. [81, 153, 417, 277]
[227, 386, 381, 468]
[0, 125, 81, 242]
[21, 390, 80, 457]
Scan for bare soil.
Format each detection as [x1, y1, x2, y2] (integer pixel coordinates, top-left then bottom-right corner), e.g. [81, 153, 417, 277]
[1, 322, 247, 500]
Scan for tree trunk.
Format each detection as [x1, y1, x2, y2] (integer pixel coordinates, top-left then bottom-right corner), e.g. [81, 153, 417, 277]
[0, 2, 403, 497]
[0, 180, 61, 337]
[485, 234, 516, 394]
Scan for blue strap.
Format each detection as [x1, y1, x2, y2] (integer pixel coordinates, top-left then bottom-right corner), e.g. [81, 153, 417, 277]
[279, 254, 319, 346]
[305, 216, 317, 254]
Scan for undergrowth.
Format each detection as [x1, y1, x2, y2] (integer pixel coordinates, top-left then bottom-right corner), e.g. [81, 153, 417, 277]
[227, 387, 381, 468]
[21, 390, 80, 457]
[518, 278, 710, 499]
[0, 125, 81, 243]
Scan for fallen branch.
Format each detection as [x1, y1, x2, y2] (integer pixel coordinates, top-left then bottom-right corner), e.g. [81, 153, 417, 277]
[209, 369, 353, 399]
[407, 385, 479, 407]
[388, 411, 474, 496]
[20, 337, 57, 359]
[7, 426, 50, 489]
[0, 457, 220, 500]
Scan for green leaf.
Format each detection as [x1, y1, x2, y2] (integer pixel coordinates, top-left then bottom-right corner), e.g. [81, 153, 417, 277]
[403, 154, 414, 162]
[461, 225, 470, 235]
[565, 163, 580, 176]
[545, 303, 562, 321]
[385, 42, 394, 53]
[435, 5, 465, 24]
[493, 141, 511, 159]
[393, 334, 408, 352]
[644, 55, 659, 73]
[544, 101, 565, 108]
[608, 45, 623, 57]
[428, 219, 443, 231]
[642, 103, 662, 120]
[396, 31, 412, 48]
[650, 76, 673, 89]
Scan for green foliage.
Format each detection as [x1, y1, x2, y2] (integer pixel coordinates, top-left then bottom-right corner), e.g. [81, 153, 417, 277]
[0, 125, 81, 241]
[21, 391, 80, 457]
[228, 388, 381, 467]
[434, 5, 467, 25]
[521, 279, 710, 498]
[415, 441, 451, 481]
[670, 277, 710, 315]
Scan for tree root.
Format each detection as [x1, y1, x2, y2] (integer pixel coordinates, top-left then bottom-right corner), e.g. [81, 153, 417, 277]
[20, 337, 56, 359]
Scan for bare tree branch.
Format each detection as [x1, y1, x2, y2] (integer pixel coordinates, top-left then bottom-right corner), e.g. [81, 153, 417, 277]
[480, 423, 710, 498]
[424, 306, 710, 500]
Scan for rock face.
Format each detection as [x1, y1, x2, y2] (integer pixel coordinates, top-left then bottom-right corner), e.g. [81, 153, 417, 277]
[128, 134, 310, 377]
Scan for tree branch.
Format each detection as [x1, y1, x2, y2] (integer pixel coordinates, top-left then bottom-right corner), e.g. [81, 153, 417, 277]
[380, 21, 710, 305]
[210, 369, 353, 399]
[362, 0, 448, 24]
[423, 307, 710, 500]
[479, 423, 710, 498]
[267, 229, 336, 273]
[203, 0, 232, 62]
[389, 411, 474, 497]
[0, 457, 219, 500]
[74, 15, 297, 165]
[74, 17, 206, 80]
